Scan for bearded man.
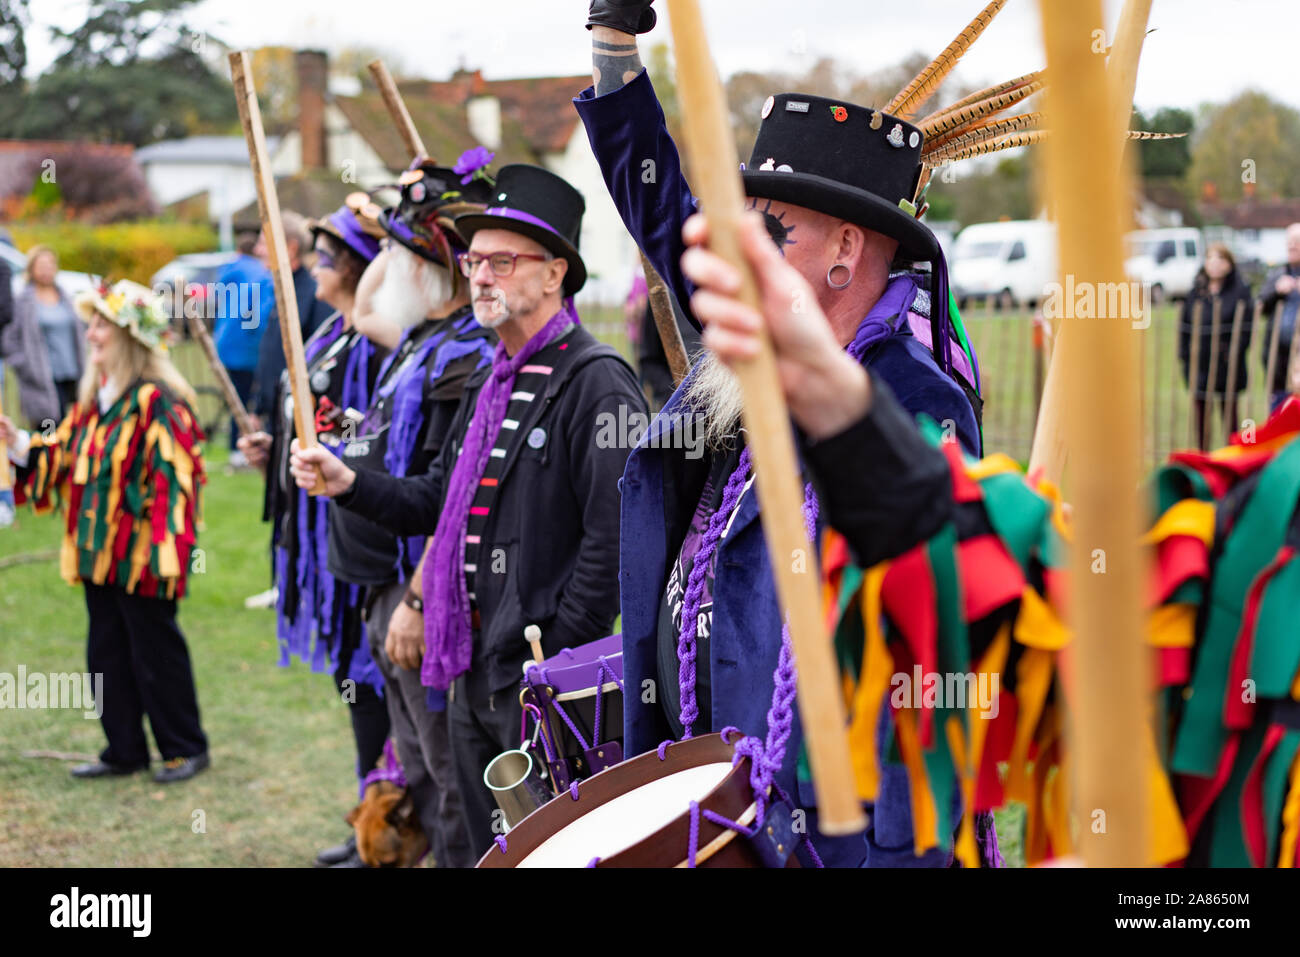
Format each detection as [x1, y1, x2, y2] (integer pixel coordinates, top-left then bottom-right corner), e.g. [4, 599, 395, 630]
[576, 1, 988, 866]
[291, 165, 647, 858]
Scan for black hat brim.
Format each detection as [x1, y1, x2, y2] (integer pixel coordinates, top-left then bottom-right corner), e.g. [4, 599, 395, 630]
[453, 213, 587, 296]
[742, 170, 939, 263]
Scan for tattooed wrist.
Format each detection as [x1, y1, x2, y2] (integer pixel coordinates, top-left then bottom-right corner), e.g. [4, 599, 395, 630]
[592, 26, 642, 95]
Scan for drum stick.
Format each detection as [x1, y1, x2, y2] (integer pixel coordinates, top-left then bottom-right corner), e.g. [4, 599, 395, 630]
[368, 59, 428, 161]
[641, 252, 691, 387]
[1038, 0, 1149, 866]
[524, 624, 545, 666]
[230, 50, 324, 494]
[666, 0, 863, 835]
[1222, 300, 1246, 443]
[184, 313, 255, 438]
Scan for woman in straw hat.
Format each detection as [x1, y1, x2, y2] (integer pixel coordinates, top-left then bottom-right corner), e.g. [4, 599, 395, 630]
[0, 279, 210, 783]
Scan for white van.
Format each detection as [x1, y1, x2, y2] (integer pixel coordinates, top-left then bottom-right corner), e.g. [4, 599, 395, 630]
[951, 220, 1057, 309]
[1124, 228, 1203, 303]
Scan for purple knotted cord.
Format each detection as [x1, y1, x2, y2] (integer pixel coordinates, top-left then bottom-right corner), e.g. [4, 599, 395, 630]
[362, 739, 407, 790]
[421, 301, 578, 689]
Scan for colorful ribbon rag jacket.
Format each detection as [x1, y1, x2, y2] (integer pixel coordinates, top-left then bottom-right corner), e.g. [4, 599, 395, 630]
[13, 381, 205, 600]
[271, 312, 380, 692]
[824, 404, 1300, 868]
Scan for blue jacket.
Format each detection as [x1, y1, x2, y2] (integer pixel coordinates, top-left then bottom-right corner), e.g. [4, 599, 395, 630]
[213, 253, 272, 372]
[576, 71, 979, 866]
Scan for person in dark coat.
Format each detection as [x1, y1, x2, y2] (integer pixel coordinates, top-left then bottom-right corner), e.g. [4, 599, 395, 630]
[1178, 243, 1253, 450]
[1257, 223, 1300, 411]
[578, 4, 984, 867]
[289, 166, 648, 858]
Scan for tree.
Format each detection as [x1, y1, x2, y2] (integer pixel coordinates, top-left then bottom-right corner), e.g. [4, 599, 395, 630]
[14, 0, 237, 145]
[1132, 106, 1193, 181]
[1188, 90, 1300, 202]
[0, 0, 29, 129]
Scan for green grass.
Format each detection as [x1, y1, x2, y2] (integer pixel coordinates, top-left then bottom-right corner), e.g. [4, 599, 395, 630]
[0, 442, 361, 867]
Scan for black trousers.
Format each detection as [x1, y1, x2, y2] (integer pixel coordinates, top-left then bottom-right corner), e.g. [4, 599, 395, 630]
[84, 583, 208, 767]
[332, 600, 390, 791]
[449, 664, 524, 859]
[226, 368, 254, 451]
[366, 580, 475, 867]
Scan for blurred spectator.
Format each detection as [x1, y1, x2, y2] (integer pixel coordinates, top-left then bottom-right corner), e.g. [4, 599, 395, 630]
[0, 245, 84, 425]
[214, 232, 272, 460]
[1179, 243, 1253, 449]
[1258, 223, 1300, 411]
[248, 211, 332, 439]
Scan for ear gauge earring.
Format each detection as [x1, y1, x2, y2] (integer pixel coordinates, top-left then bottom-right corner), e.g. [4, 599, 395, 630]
[827, 263, 853, 289]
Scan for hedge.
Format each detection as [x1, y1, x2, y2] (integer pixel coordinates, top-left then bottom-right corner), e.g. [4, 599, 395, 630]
[7, 221, 219, 283]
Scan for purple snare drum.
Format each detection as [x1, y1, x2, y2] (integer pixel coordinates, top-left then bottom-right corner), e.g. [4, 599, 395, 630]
[520, 633, 624, 793]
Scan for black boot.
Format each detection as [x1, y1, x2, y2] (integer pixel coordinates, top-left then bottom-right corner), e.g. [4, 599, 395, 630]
[315, 833, 357, 867]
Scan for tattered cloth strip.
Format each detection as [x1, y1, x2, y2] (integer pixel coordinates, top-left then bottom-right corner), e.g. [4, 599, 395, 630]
[825, 400, 1300, 866]
[13, 382, 205, 600]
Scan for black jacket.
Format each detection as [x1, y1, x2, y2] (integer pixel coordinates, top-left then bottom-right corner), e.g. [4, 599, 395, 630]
[251, 266, 333, 421]
[1178, 270, 1254, 397]
[338, 323, 646, 692]
[1258, 263, 1300, 394]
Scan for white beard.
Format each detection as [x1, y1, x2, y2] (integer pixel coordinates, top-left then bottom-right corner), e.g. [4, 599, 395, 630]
[373, 246, 452, 331]
[682, 349, 745, 451]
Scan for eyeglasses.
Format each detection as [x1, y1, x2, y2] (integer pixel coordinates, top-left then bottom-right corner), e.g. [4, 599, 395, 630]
[459, 251, 551, 279]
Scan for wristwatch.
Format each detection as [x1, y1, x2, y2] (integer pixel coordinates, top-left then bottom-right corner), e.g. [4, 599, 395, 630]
[402, 591, 424, 612]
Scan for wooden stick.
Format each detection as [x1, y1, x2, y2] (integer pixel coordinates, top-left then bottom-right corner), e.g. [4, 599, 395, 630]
[1202, 298, 1222, 450]
[665, 0, 863, 835]
[230, 50, 324, 494]
[1244, 299, 1264, 420]
[1264, 301, 1284, 413]
[1186, 299, 1203, 448]
[1221, 300, 1246, 444]
[1027, 0, 1152, 484]
[368, 59, 428, 161]
[1038, 0, 1149, 866]
[1288, 296, 1300, 397]
[0, 391, 12, 495]
[640, 252, 691, 387]
[185, 314, 255, 438]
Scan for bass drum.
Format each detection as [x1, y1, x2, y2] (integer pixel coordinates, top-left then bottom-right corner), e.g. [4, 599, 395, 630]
[477, 732, 798, 868]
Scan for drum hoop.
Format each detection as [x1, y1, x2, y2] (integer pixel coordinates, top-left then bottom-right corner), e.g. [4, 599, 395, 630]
[671, 798, 761, 868]
[554, 680, 622, 702]
[476, 733, 755, 868]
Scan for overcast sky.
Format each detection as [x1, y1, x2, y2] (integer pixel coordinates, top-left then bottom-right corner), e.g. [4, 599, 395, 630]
[23, 0, 1300, 114]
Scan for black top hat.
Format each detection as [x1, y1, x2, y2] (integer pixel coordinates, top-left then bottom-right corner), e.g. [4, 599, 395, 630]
[741, 93, 939, 263]
[454, 164, 587, 296]
[379, 161, 496, 268]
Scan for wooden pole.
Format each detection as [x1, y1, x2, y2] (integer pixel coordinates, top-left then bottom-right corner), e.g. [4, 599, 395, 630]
[1202, 298, 1222, 450]
[1264, 301, 1284, 414]
[367, 59, 428, 161]
[665, 0, 863, 834]
[1186, 300, 1203, 448]
[1221, 300, 1246, 444]
[1244, 299, 1264, 420]
[185, 314, 255, 438]
[1027, 0, 1153, 483]
[1038, 0, 1149, 866]
[641, 252, 691, 387]
[229, 50, 324, 494]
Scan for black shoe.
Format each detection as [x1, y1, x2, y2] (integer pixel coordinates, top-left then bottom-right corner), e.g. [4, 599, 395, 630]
[152, 753, 210, 783]
[315, 834, 357, 868]
[70, 760, 147, 779]
[328, 848, 371, 868]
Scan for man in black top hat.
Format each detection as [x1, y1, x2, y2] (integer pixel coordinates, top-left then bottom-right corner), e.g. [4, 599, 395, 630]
[578, 1, 984, 867]
[290, 165, 648, 857]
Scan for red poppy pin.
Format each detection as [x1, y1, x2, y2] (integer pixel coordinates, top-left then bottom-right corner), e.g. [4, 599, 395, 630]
[831, 106, 848, 123]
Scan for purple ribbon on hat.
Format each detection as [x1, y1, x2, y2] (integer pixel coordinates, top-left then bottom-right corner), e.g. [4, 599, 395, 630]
[328, 209, 381, 263]
[484, 206, 564, 240]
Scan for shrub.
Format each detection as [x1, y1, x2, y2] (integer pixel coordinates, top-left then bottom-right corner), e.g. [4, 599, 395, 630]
[7, 221, 219, 282]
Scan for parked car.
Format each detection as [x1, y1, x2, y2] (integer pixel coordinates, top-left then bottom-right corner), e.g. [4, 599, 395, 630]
[1, 240, 98, 299]
[150, 251, 241, 334]
[1124, 228, 1203, 303]
[951, 220, 1057, 310]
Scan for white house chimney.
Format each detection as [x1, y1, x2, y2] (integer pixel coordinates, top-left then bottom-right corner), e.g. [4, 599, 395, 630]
[467, 95, 502, 151]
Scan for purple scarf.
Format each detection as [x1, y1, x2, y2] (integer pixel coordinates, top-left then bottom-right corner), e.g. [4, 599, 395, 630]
[420, 301, 578, 689]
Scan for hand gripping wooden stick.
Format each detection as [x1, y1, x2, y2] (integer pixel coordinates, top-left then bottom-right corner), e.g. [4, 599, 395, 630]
[666, 0, 864, 834]
[184, 314, 255, 438]
[368, 59, 428, 161]
[1038, 0, 1149, 866]
[230, 50, 324, 494]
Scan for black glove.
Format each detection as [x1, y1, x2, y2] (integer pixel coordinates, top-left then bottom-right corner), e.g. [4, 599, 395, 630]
[587, 0, 656, 34]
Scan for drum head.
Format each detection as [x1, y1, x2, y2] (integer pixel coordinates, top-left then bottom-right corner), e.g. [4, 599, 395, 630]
[477, 733, 767, 868]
